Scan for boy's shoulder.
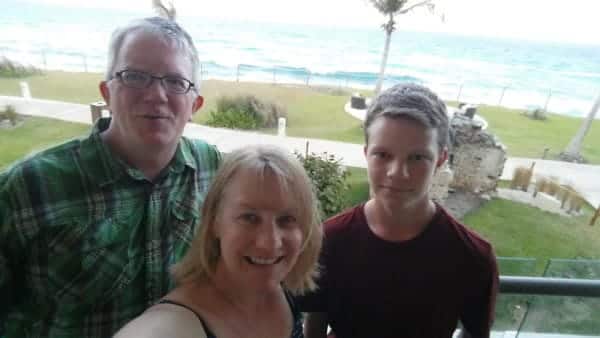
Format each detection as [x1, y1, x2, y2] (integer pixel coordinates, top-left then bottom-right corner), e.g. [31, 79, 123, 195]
[323, 203, 366, 236]
[435, 205, 496, 263]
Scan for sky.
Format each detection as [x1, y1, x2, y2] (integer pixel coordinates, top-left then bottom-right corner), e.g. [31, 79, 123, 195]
[24, 0, 600, 45]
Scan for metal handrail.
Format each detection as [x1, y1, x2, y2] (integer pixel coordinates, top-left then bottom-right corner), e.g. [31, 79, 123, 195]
[500, 276, 600, 297]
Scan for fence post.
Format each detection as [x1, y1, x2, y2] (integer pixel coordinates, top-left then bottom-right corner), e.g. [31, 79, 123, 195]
[82, 54, 88, 73]
[498, 86, 507, 106]
[236, 64, 240, 82]
[41, 50, 47, 70]
[456, 83, 463, 102]
[305, 141, 309, 157]
[306, 71, 310, 86]
[543, 89, 552, 113]
[590, 205, 600, 226]
[272, 69, 277, 85]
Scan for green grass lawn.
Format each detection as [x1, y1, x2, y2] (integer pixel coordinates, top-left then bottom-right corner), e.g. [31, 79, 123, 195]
[2, 71, 599, 163]
[476, 104, 600, 164]
[0, 116, 88, 170]
[464, 198, 599, 274]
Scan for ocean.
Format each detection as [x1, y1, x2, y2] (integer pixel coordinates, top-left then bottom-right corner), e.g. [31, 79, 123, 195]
[1, 0, 599, 117]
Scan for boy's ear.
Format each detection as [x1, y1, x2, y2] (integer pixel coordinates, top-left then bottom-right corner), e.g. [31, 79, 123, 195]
[436, 147, 449, 169]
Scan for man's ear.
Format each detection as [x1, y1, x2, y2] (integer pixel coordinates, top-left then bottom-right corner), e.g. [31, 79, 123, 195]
[99, 81, 110, 104]
[192, 95, 204, 113]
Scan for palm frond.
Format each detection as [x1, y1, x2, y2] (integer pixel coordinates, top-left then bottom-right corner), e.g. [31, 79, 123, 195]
[152, 0, 177, 20]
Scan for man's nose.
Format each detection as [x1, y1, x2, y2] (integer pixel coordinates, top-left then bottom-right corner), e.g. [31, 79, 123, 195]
[143, 79, 168, 102]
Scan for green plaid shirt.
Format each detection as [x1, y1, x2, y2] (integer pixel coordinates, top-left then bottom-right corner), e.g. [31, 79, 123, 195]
[0, 118, 221, 337]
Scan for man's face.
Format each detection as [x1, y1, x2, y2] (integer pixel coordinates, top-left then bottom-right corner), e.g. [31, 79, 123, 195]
[364, 116, 447, 211]
[99, 30, 203, 151]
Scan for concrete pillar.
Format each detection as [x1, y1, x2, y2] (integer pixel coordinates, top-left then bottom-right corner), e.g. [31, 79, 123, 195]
[20, 82, 31, 99]
[90, 101, 107, 124]
[277, 117, 286, 137]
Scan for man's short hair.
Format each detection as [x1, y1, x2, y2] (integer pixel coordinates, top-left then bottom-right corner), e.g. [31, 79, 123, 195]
[105, 16, 201, 88]
[364, 83, 449, 151]
[171, 145, 323, 295]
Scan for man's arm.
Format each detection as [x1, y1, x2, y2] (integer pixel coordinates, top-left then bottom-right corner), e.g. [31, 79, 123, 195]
[0, 196, 16, 329]
[460, 251, 499, 338]
[303, 312, 328, 338]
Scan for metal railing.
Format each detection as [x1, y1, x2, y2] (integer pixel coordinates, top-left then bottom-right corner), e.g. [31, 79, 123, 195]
[500, 276, 600, 297]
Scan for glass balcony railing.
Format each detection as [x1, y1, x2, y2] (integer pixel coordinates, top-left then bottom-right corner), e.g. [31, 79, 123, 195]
[489, 258, 600, 338]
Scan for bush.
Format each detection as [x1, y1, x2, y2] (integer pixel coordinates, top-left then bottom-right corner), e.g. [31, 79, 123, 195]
[206, 95, 287, 130]
[523, 107, 547, 121]
[205, 109, 259, 130]
[0, 105, 19, 126]
[295, 151, 349, 218]
[0, 57, 43, 78]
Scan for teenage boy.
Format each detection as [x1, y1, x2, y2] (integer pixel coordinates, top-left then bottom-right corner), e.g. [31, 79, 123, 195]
[298, 83, 499, 338]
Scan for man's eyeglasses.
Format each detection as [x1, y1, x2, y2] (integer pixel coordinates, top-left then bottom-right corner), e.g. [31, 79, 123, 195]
[114, 69, 195, 94]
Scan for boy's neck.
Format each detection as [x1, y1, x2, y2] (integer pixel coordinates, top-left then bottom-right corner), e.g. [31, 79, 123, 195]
[364, 198, 437, 242]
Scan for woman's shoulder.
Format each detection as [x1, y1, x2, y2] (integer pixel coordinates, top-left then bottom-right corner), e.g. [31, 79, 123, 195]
[114, 303, 207, 338]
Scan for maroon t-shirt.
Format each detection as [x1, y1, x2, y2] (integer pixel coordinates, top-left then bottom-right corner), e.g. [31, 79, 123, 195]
[296, 203, 498, 338]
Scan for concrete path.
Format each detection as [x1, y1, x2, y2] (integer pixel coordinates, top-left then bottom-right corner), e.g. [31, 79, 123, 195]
[2, 95, 599, 207]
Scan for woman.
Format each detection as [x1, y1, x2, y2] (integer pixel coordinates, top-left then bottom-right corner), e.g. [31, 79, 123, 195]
[115, 145, 322, 338]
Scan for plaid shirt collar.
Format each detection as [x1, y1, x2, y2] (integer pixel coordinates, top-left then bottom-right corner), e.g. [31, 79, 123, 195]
[80, 117, 198, 187]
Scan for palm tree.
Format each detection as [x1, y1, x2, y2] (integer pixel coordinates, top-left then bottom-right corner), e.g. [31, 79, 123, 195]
[561, 92, 600, 162]
[370, 0, 436, 95]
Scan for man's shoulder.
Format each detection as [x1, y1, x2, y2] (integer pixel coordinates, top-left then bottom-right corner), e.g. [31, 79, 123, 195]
[1, 138, 84, 184]
[180, 137, 221, 169]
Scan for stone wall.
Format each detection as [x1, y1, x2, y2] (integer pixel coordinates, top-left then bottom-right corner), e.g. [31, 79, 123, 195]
[430, 111, 507, 203]
[448, 113, 507, 194]
[431, 162, 453, 202]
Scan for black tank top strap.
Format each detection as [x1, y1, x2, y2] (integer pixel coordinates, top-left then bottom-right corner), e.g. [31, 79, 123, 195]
[157, 299, 217, 338]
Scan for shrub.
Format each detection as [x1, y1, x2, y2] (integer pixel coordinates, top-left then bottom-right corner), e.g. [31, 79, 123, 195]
[295, 151, 349, 218]
[206, 95, 287, 130]
[205, 109, 258, 130]
[0, 105, 19, 126]
[0, 57, 43, 78]
[523, 107, 547, 121]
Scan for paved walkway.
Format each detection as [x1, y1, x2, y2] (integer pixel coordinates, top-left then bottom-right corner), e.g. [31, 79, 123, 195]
[2, 95, 599, 207]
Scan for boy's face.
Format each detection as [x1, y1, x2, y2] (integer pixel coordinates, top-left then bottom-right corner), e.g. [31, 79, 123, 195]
[364, 116, 447, 211]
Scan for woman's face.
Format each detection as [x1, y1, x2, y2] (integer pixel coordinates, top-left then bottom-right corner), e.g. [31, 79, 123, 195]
[212, 168, 304, 291]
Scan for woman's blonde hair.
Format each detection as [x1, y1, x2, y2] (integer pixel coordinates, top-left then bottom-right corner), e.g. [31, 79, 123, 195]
[171, 145, 322, 294]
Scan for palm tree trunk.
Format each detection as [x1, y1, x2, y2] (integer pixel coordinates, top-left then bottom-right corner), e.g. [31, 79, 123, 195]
[562, 91, 600, 160]
[374, 15, 394, 95]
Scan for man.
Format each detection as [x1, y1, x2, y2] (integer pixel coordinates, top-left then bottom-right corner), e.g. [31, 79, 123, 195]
[0, 17, 220, 337]
[297, 83, 499, 338]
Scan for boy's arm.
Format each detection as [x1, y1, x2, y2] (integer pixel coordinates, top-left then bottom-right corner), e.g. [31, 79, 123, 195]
[303, 312, 328, 338]
[460, 251, 499, 338]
